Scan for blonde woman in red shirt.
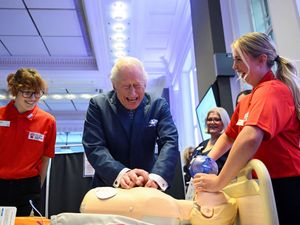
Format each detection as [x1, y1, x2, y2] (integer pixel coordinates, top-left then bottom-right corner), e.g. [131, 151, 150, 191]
[193, 32, 300, 225]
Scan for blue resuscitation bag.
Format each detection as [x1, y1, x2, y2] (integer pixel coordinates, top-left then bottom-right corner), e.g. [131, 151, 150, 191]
[189, 155, 218, 177]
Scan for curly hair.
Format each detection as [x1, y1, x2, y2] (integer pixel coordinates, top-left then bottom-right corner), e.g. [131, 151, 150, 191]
[7, 68, 47, 97]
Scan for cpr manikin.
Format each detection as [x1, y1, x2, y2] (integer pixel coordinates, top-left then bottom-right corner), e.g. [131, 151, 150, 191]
[80, 186, 237, 225]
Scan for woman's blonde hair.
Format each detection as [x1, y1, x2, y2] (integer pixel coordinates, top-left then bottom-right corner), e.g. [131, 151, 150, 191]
[182, 146, 194, 165]
[7, 68, 47, 97]
[232, 32, 300, 120]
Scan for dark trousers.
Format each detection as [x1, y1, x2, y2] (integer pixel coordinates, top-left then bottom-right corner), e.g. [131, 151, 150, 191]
[272, 176, 300, 225]
[0, 176, 41, 216]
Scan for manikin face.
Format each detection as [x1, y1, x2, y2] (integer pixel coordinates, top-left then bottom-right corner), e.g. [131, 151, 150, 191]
[206, 111, 224, 136]
[113, 65, 146, 110]
[14, 89, 42, 113]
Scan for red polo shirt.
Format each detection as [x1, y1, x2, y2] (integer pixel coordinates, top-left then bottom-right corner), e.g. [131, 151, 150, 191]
[226, 71, 300, 178]
[0, 100, 56, 179]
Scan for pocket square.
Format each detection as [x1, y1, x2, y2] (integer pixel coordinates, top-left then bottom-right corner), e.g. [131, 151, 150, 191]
[148, 119, 158, 127]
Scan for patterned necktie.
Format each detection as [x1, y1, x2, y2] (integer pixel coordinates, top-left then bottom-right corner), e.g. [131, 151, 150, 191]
[129, 110, 134, 120]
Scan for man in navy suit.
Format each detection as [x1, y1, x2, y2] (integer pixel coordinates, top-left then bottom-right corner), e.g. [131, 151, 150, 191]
[82, 56, 179, 191]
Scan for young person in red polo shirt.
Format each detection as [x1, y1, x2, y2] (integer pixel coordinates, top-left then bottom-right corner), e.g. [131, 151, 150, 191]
[193, 32, 300, 225]
[0, 68, 56, 216]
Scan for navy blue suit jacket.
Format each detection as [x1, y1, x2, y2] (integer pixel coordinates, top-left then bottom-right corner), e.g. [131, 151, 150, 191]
[82, 91, 179, 187]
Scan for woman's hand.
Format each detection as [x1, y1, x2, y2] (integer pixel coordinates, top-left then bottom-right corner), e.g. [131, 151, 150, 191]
[193, 173, 222, 193]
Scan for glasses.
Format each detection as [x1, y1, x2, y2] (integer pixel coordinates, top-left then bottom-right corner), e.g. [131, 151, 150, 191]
[19, 90, 44, 98]
[206, 117, 222, 122]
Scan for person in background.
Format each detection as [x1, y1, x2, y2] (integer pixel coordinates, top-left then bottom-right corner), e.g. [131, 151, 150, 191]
[235, 89, 252, 106]
[185, 107, 230, 200]
[182, 146, 194, 187]
[82, 56, 179, 191]
[0, 68, 56, 216]
[192, 107, 230, 173]
[194, 32, 300, 225]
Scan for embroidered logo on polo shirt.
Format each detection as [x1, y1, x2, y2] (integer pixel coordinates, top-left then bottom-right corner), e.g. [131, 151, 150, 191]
[244, 112, 249, 121]
[236, 112, 249, 126]
[28, 132, 44, 142]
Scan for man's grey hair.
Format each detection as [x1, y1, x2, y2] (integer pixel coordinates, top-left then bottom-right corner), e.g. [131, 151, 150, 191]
[110, 56, 148, 84]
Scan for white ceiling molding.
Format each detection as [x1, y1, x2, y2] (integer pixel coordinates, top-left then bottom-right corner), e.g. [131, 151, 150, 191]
[0, 56, 97, 70]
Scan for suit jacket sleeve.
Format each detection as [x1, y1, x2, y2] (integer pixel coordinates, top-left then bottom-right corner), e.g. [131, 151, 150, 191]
[82, 96, 125, 186]
[151, 98, 179, 186]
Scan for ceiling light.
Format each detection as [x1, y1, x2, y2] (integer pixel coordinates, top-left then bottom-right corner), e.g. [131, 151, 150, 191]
[111, 33, 127, 41]
[1, 93, 98, 101]
[80, 94, 94, 99]
[111, 11, 127, 21]
[0, 95, 6, 100]
[113, 42, 126, 50]
[66, 94, 76, 100]
[111, 1, 127, 11]
[52, 94, 63, 100]
[114, 50, 127, 58]
[112, 23, 126, 32]
[111, 1, 128, 21]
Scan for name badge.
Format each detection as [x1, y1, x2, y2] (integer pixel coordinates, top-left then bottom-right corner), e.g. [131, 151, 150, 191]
[0, 120, 10, 127]
[28, 132, 44, 142]
[236, 119, 245, 126]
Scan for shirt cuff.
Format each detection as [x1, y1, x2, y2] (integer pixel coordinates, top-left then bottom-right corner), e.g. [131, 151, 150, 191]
[113, 168, 130, 187]
[149, 173, 168, 191]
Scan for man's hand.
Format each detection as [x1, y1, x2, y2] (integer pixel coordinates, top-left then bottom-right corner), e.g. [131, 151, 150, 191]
[145, 179, 159, 189]
[120, 169, 149, 189]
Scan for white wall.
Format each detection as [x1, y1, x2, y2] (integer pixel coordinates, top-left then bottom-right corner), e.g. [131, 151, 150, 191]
[220, 0, 254, 110]
[268, 0, 300, 64]
[297, 0, 300, 16]
[167, 0, 199, 151]
[221, 0, 300, 106]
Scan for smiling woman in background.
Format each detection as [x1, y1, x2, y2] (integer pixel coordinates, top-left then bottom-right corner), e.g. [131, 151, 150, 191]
[0, 68, 56, 216]
[192, 107, 230, 173]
